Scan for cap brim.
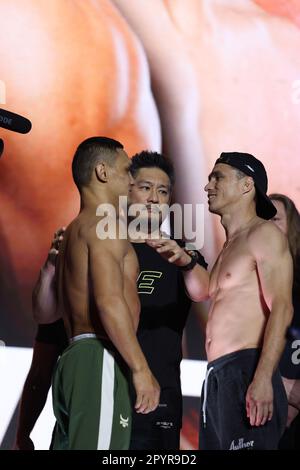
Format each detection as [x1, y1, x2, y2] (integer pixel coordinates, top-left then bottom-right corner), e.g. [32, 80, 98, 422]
[255, 187, 277, 220]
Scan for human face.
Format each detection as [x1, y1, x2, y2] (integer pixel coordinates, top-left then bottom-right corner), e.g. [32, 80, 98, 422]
[204, 163, 246, 215]
[111, 149, 132, 198]
[271, 199, 288, 235]
[129, 167, 171, 227]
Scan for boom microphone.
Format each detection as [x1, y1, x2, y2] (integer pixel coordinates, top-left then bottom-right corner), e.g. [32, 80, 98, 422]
[0, 108, 32, 134]
[0, 138, 3, 157]
[287, 326, 300, 341]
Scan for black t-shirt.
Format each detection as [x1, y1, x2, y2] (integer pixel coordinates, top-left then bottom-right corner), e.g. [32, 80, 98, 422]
[132, 242, 208, 390]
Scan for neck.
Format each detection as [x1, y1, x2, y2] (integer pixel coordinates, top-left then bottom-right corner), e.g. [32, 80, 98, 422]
[80, 188, 121, 215]
[221, 210, 257, 240]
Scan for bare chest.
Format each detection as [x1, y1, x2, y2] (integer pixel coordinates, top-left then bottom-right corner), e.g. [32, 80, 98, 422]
[124, 243, 140, 283]
[209, 240, 256, 296]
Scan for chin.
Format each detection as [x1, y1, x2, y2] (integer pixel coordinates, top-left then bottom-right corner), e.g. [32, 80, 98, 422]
[208, 203, 220, 215]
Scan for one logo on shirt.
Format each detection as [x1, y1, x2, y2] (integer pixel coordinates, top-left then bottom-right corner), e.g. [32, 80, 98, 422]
[137, 271, 162, 294]
[120, 415, 129, 428]
[229, 438, 254, 450]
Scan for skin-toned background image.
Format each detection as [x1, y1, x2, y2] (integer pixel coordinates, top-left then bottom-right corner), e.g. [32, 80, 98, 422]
[0, 0, 299, 450]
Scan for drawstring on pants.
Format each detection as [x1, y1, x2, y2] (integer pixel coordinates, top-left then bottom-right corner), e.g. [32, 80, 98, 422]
[202, 366, 214, 428]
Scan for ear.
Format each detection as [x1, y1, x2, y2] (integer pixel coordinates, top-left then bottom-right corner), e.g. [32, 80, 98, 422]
[242, 176, 255, 195]
[95, 162, 108, 183]
[129, 172, 135, 185]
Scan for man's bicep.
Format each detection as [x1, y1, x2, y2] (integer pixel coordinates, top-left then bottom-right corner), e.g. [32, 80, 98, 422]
[32, 267, 60, 323]
[256, 238, 293, 310]
[88, 239, 125, 301]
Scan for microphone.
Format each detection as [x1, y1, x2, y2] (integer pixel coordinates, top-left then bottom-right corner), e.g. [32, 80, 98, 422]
[0, 108, 32, 134]
[0, 138, 3, 157]
[287, 326, 300, 341]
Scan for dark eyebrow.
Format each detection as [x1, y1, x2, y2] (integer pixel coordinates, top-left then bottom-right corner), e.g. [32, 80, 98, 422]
[208, 170, 224, 181]
[138, 180, 170, 190]
[138, 180, 152, 185]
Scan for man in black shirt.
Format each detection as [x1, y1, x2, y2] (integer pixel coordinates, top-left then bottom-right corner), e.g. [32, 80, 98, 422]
[128, 151, 208, 449]
[14, 151, 209, 450]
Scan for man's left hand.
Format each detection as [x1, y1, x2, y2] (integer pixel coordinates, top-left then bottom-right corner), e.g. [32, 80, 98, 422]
[246, 377, 274, 426]
[146, 237, 191, 267]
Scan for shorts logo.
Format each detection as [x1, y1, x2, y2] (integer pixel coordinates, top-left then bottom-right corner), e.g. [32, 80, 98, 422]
[156, 420, 173, 429]
[229, 438, 254, 450]
[137, 271, 162, 294]
[120, 414, 129, 428]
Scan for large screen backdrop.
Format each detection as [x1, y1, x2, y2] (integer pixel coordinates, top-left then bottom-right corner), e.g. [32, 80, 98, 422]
[1, 0, 299, 450]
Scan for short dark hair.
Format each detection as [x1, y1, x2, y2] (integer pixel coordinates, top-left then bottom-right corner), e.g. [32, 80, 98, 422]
[72, 136, 123, 190]
[130, 151, 175, 187]
[235, 168, 247, 180]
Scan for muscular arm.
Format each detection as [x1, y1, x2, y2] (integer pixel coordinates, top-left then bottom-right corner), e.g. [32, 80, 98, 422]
[15, 229, 66, 448]
[15, 340, 63, 450]
[146, 238, 209, 301]
[15, 320, 68, 449]
[32, 228, 65, 323]
[88, 235, 159, 413]
[182, 260, 209, 302]
[32, 264, 60, 323]
[246, 223, 293, 426]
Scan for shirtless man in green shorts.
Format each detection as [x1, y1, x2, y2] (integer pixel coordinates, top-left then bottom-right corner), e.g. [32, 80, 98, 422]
[51, 136, 159, 450]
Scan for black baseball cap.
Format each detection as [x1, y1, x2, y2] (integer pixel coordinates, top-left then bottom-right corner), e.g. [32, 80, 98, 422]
[215, 152, 277, 220]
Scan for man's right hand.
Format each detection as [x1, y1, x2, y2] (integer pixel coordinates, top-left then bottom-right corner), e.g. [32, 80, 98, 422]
[32, 227, 65, 322]
[132, 369, 160, 414]
[246, 376, 273, 426]
[44, 227, 66, 268]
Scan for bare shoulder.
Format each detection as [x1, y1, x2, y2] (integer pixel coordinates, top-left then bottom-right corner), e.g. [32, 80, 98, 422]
[83, 217, 129, 259]
[248, 220, 288, 259]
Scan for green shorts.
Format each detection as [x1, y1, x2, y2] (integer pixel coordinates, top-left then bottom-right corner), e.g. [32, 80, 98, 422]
[51, 334, 131, 450]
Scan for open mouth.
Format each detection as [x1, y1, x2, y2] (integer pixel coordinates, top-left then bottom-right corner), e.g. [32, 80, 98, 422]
[208, 194, 217, 202]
